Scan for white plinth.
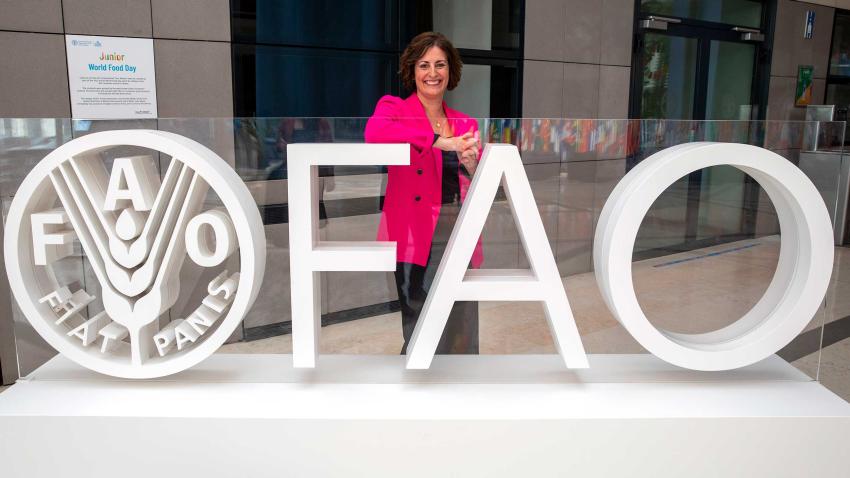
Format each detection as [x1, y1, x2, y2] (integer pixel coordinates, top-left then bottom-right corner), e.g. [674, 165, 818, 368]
[1, 354, 849, 478]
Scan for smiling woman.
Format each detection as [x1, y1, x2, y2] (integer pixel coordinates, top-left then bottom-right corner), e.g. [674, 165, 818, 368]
[365, 32, 482, 355]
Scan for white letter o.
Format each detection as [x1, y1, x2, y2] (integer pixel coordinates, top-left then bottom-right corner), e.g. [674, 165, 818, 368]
[186, 209, 237, 267]
[593, 142, 834, 371]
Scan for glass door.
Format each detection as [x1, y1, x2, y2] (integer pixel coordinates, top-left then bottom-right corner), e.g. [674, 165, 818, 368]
[635, 33, 699, 252]
[640, 33, 699, 120]
[826, 10, 850, 115]
[630, 0, 771, 255]
[697, 39, 757, 242]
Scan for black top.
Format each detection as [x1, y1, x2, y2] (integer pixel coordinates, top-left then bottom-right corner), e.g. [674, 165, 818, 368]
[441, 150, 462, 204]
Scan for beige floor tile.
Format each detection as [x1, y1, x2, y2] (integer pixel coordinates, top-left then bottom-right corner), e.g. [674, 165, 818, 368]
[815, 337, 850, 401]
[831, 246, 850, 284]
[793, 350, 819, 379]
[794, 337, 850, 400]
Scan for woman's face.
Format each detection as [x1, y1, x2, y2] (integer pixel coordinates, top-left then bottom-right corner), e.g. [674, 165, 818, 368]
[415, 46, 449, 100]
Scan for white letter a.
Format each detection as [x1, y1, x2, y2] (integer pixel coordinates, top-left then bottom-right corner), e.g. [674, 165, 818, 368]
[103, 155, 159, 211]
[405, 144, 589, 369]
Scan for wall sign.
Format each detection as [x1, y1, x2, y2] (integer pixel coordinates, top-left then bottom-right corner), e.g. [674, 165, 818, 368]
[65, 35, 158, 119]
[804, 10, 815, 39]
[4, 135, 833, 378]
[795, 65, 814, 106]
[4, 130, 266, 378]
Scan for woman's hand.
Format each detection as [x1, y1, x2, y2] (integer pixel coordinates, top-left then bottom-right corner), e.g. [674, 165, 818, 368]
[435, 127, 480, 175]
[458, 146, 478, 176]
[458, 128, 480, 175]
[434, 131, 477, 153]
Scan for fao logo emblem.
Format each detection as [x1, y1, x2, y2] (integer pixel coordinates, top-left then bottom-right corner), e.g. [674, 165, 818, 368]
[4, 130, 266, 378]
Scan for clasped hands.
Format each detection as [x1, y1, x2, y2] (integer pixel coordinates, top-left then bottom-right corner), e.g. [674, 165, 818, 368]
[434, 127, 480, 175]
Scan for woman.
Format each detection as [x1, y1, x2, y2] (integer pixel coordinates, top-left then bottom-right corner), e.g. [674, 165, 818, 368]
[365, 32, 482, 355]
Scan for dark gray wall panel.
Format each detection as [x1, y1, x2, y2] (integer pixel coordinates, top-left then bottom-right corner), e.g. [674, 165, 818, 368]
[598, 66, 630, 119]
[563, 63, 600, 118]
[151, 0, 230, 41]
[0, 0, 63, 33]
[0, 31, 70, 117]
[63, 0, 152, 37]
[600, 0, 634, 67]
[523, 0, 565, 61]
[154, 39, 233, 118]
[563, 0, 602, 64]
[522, 60, 564, 118]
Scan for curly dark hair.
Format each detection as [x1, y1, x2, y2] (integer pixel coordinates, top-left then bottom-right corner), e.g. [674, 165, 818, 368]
[399, 32, 463, 93]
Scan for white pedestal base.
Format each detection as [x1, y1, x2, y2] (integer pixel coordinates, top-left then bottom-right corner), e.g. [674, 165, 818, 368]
[1, 354, 849, 477]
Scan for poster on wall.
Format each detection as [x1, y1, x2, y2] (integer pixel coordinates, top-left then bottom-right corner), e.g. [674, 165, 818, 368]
[795, 65, 814, 106]
[65, 35, 157, 119]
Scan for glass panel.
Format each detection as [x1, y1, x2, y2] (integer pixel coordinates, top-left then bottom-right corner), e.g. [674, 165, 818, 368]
[445, 64, 492, 118]
[432, 0, 521, 51]
[2, 118, 844, 388]
[233, 44, 398, 117]
[640, 0, 763, 28]
[826, 83, 850, 108]
[443, 62, 521, 119]
[829, 13, 850, 77]
[0, 119, 74, 378]
[230, 1, 523, 121]
[641, 34, 698, 119]
[433, 0, 493, 50]
[634, 175, 690, 253]
[231, 0, 398, 51]
[706, 41, 755, 121]
[695, 166, 747, 240]
[698, 41, 757, 241]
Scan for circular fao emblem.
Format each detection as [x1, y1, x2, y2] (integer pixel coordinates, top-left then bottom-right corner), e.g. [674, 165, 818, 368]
[4, 130, 266, 378]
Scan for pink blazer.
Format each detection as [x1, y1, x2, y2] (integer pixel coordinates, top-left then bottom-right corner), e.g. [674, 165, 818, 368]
[365, 94, 483, 268]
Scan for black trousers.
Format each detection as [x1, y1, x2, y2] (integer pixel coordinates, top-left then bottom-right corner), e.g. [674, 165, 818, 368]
[394, 201, 479, 355]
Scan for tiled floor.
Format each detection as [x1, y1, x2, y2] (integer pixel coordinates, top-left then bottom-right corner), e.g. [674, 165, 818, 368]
[220, 235, 850, 402]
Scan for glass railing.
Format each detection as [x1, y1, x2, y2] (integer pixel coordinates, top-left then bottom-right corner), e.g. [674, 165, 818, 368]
[0, 117, 845, 383]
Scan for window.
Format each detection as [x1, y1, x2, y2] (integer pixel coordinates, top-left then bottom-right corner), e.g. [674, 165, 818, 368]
[231, 0, 524, 118]
[826, 10, 850, 119]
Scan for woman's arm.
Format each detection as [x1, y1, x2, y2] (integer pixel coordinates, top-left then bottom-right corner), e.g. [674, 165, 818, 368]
[364, 95, 434, 153]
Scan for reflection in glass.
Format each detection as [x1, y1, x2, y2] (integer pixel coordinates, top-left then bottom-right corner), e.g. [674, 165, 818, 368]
[0, 119, 72, 198]
[641, 34, 698, 119]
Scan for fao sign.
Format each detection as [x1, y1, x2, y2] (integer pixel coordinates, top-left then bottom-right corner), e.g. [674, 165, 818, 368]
[4, 132, 834, 378]
[4, 130, 265, 378]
